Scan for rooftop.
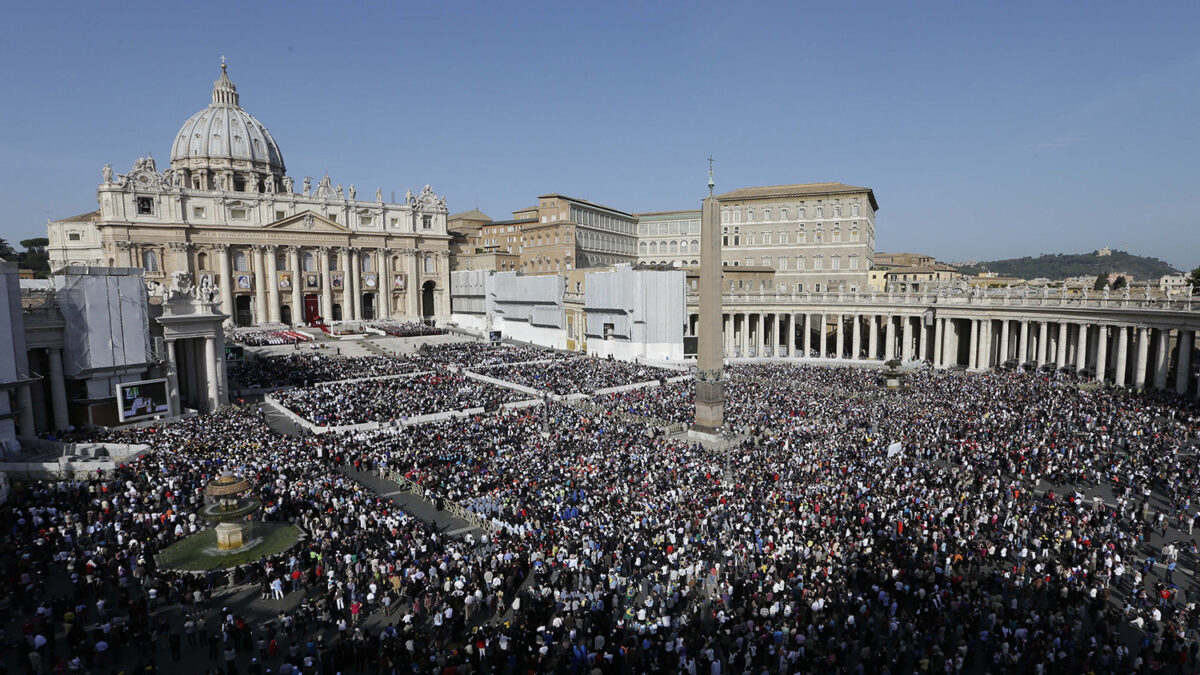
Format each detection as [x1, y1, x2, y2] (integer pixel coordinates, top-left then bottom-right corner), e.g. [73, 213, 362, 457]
[634, 209, 702, 218]
[716, 182, 878, 210]
[538, 193, 633, 218]
[449, 208, 491, 222]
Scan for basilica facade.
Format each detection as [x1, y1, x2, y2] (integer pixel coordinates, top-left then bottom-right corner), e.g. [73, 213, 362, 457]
[47, 63, 451, 326]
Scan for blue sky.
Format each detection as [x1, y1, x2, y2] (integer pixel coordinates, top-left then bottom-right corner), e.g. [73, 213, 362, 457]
[2, 1, 1197, 269]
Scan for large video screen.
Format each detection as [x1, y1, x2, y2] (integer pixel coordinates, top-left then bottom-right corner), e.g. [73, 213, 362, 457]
[116, 378, 170, 422]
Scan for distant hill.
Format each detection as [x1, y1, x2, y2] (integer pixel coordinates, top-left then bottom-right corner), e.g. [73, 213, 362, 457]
[953, 250, 1179, 281]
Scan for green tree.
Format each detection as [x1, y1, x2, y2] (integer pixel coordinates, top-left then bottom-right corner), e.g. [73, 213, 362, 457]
[0, 238, 14, 259]
[1112, 276, 1128, 290]
[19, 237, 48, 254]
[1092, 272, 1108, 291]
[1187, 266, 1200, 295]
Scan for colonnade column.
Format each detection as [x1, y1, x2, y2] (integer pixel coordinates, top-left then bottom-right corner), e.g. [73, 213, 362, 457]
[288, 246, 302, 325]
[320, 247, 334, 321]
[265, 245, 281, 324]
[252, 246, 267, 324]
[852, 314, 862, 360]
[1037, 322, 1049, 365]
[776, 313, 785, 356]
[216, 244, 233, 322]
[204, 336, 219, 413]
[739, 313, 748, 356]
[901, 316, 913, 361]
[1000, 320, 1010, 365]
[918, 318, 928, 363]
[1177, 331, 1194, 394]
[164, 339, 180, 417]
[933, 317, 944, 366]
[868, 315, 878, 361]
[724, 314, 733, 357]
[803, 313, 813, 358]
[16, 385, 34, 437]
[348, 248, 361, 321]
[1114, 327, 1128, 387]
[967, 319, 978, 370]
[1153, 329, 1171, 390]
[1075, 324, 1088, 371]
[48, 347, 69, 430]
[1060, 321, 1070, 365]
[1018, 320, 1029, 364]
[942, 318, 954, 367]
[884, 315, 896, 361]
[1133, 327, 1149, 390]
[835, 314, 845, 359]
[1095, 326, 1108, 383]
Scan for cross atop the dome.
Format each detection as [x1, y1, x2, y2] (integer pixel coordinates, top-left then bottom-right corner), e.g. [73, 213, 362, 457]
[220, 55, 227, 72]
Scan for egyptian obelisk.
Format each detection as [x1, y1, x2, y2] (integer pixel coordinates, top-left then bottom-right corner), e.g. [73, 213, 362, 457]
[692, 158, 724, 435]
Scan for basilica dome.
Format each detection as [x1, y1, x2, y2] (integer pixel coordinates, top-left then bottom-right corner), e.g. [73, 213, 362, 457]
[169, 63, 285, 190]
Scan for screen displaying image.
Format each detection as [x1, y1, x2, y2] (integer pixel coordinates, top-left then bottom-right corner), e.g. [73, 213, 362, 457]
[225, 345, 245, 362]
[116, 379, 170, 422]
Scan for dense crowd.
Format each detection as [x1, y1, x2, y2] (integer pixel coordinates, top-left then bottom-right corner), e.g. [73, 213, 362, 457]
[366, 320, 447, 338]
[230, 354, 420, 390]
[413, 342, 568, 369]
[6, 360, 1200, 673]
[476, 357, 682, 395]
[228, 325, 313, 346]
[273, 373, 530, 426]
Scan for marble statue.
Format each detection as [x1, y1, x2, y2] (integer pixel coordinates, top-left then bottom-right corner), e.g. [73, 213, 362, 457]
[376, 187, 383, 202]
[102, 163, 113, 183]
[283, 176, 294, 193]
[302, 176, 312, 195]
[348, 184, 356, 200]
[336, 184, 344, 199]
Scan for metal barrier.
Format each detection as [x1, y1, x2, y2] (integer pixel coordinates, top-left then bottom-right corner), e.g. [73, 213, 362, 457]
[382, 469, 495, 533]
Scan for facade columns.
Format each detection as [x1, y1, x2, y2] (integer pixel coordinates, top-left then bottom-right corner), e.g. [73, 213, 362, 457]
[165, 339, 180, 417]
[265, 245, 281, 323]
[817, 313, 826, 358]
[252, 246, 267, 324]
[48, 347, 69, 430]
[216, 244, 233, 322]
[739, 313, 748, 356]
[1095, 326, 1108, 383]
[942, 318, 954, 367]
[724, 314, 733, 357]
[803, 313, 812, 358]
[918, 317, 928, 362]
[378, 249, 392, 320]
[1054, 322, 1068, 367]
[1154, 328, 1171, 390]
[776, 313, 785, 356]
[408, 250, 422, 319]
[1134, 327, 1149, 390]
[16, 385, 35, 437]
[288, 246, 302, 325]
[348, 248, 361, 321]
[320, 247, 334, 321]
[1177, 330, 1194, 395]
[337, 248, 350, 320]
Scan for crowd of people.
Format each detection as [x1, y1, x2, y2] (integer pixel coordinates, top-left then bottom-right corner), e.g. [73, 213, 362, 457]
[413, 342, 568, 369]
[227, 325, 313, 347]
[475, 358, 681, 395]
[366, 321, 447, 338]
[230, 354, 420, 390]
[273, 373, 530, 426]
[6, 354, 1200, 673]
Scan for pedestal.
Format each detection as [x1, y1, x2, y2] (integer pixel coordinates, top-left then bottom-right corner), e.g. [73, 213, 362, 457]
[215, 522, 245, 551]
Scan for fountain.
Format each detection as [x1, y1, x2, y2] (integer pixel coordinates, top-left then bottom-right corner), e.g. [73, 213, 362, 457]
[202, 472, 260, 550]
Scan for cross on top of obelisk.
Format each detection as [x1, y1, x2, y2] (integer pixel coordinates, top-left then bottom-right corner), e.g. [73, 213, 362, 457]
[707, 156, 715, 196]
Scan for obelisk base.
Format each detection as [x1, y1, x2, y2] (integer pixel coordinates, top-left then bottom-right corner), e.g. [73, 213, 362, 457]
[691, 380, 725, 436]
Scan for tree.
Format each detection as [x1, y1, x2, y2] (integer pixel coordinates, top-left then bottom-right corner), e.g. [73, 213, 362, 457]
[0, 238, 14, 259]
[19, 238, 48, 255]
[1187, 266, 1200, 295]
[1112, 276, 1128, 290]
[1092, 272, 1108, 291]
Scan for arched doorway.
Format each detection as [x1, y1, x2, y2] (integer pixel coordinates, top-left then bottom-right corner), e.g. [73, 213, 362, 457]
[235, 296, 253, 326]
[332, 303, 342, 321]
[421, 281, 436, 323]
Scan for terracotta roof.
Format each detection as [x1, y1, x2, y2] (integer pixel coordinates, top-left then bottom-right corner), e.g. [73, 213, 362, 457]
[58, 210, 100, 222]
[449, 208, 491, 222]
[716, 182, 878, 210]
[537, 194, 633, 217]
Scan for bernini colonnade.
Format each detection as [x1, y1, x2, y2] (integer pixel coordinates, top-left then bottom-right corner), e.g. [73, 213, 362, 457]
[686, 290, 1200, 395]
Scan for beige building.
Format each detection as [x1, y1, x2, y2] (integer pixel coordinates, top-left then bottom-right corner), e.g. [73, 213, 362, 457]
[715, 182, 877, 293]
[870, 252, 961, 292]
[519, 194, 637, 274]
[47, 63, 452, 326]
[636, 210, 701, 267]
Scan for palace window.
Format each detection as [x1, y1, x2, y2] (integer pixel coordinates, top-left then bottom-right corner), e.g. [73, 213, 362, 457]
[142, 250, 160, 272]
[423, 254, 434, 273]
[234, 251, 249, 271]
[777, 257, 788, 271]
[275, 210, 286, 220]
[815, 206, 823, 219]
[231, 208, 247, 220]
[68, 232, 81, 241]
[360, 215, 373, 227]
[193, 206, 206, 219]
[852, 204, 860, 216]
[832, 256, 841, 270]
[813, 256, 823, 270]
[136, 197, 154, 215]
[850, 255, 860, 270]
